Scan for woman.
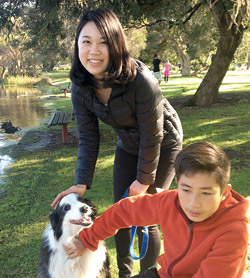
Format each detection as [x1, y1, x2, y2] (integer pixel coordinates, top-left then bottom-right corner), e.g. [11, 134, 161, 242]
[51, 8, 183, 278]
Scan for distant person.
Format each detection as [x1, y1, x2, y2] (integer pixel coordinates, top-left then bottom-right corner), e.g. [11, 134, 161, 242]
[178, 63, 182, 73]
[152, 53, 162, 84]
[64, 141, 249, 278]
[51, 8, 183, 278]
[163, 60, 172, 82]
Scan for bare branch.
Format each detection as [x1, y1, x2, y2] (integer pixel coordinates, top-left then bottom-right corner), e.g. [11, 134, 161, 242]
[183, 2, 203, 24]
[125, 17, 173, 30]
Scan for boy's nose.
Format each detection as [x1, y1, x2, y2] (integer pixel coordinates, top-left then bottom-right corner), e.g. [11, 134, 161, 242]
[190, 194, 201, 208]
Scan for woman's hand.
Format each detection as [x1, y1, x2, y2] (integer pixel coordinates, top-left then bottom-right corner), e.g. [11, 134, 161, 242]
[51, 184, 87, 209]
[64, 234, 86, 259]
[129, 180, 150, 197]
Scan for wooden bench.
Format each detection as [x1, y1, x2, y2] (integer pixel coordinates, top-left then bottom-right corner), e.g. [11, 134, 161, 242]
[47, 111, 69, 143]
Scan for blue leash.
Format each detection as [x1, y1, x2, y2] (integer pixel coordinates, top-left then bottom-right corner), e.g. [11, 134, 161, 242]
[122, 189, 149, 260]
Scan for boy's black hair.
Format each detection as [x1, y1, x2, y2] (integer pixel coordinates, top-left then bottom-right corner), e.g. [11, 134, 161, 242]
[174, 142, 231, 191]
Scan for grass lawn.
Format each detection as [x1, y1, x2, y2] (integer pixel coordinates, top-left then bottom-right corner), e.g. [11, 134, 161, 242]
[0, 70, 249, 277]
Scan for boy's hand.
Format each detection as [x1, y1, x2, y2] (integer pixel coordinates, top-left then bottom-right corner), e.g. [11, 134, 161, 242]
[64, 234, 86, 259]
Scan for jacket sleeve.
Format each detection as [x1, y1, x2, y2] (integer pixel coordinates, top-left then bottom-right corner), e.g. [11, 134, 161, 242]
[134, 69, 164, 185]
[71, 84, 100, 188]
[79, 193, 166, 251]
[193, 223, 248, 278]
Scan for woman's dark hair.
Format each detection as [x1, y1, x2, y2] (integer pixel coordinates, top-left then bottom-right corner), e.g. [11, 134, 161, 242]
[70, 8, 137, 88]
[174, 142, 231, 191]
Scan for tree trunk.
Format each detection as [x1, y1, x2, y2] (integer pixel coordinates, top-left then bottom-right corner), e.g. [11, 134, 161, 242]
[0, 66, 6, 80]
[180, 54, 191, 76]
[170, 38, 191, 76]
[188, 1, 245, 106]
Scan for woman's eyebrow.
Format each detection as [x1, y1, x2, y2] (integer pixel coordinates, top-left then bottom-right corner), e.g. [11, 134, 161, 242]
[80, 35, 106, 39]
[80, 35, 91, 38]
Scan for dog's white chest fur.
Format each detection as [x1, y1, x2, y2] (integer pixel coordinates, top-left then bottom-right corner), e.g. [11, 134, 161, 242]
[46, 227, 107, 278]
[37, 193, 110, 278]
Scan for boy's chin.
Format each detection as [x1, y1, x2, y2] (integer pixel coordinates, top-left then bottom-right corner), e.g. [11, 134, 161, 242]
[185, 211, 211, 223]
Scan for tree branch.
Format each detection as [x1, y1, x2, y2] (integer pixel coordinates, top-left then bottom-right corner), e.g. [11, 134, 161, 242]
[183, 2, 203, 24]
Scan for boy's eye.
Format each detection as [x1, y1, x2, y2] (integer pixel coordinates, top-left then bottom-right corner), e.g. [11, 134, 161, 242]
[182, 188, 190, 193]
[101, 40, 108, 45]
[82, 40, 90, 44]
[202, 192, 212, 195]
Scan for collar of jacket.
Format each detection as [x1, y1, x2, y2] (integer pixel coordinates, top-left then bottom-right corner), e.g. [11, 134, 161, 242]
[76, 83, 127, 102]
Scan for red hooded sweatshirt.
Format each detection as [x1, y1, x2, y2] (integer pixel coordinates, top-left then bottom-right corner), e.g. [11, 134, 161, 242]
[79, 189, 249, 277]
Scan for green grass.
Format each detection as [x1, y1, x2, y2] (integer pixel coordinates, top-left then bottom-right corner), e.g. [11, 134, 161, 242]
[44, 71, 71, 85]
[161, 70, 250, 98]
[0, 71, 249, 277]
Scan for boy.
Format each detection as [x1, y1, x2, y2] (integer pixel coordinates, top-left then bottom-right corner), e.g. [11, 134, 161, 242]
[65, 142, 249, 278]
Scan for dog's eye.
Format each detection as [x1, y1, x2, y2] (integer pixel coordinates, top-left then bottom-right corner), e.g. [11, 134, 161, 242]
[80, 206, 88, 213]
[64, 204, 71, 211]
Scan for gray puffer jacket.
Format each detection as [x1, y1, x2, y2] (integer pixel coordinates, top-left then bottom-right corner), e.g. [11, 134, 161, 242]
[72, 60, 183, 188]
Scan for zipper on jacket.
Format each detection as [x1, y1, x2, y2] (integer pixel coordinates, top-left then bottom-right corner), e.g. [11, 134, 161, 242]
[188, 221, 194, 232]
[168, 201, 197, 276]
[168, 226, 194, 276]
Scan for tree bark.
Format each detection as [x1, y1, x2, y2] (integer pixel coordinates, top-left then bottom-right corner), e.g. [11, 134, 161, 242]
[179, 54, 191, 76]
[188, 0, 245, 106]
[0, 66, 6, 80]
[169, 37, 191, 76]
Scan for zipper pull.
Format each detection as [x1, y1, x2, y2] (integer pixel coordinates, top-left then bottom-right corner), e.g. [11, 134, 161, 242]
[188, 221, 193, 232]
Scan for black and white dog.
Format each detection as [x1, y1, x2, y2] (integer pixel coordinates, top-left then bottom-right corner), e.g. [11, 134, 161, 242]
[37, 193, 110, 278]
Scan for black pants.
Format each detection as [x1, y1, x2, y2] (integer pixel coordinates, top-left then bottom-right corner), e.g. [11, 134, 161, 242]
[113, 145, 181, 278]
[131, 267, 160, 278]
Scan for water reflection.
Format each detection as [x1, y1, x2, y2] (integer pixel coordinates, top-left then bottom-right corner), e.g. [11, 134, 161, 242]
[0, 85, 50, 179]
[0, 85, 49, 129]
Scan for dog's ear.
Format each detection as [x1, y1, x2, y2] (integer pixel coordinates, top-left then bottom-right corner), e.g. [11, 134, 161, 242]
[49, 209, 63, 240]
[49, 210, 59, 232]
[90, 206, 98, 219]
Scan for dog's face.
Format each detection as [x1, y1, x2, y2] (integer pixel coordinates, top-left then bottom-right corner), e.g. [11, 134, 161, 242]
[49, 193, 97, 240]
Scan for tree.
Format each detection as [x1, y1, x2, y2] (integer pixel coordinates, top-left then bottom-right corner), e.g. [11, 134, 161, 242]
[140, 6, 218, 77]
[188, 0, 250, 105]
[125, 27, 147, 59]
[0, 1, 82, 73]
[0, 26, 24, 77]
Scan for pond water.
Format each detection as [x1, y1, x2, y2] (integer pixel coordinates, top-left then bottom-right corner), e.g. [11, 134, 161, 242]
[0, 85, 51, 182]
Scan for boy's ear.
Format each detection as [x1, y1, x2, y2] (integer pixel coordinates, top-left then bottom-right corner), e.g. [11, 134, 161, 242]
[222, 184, 232, 200]
[175, 177, 178, 184]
